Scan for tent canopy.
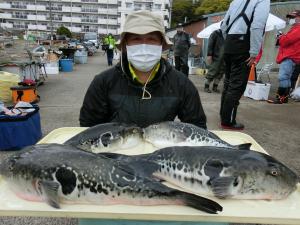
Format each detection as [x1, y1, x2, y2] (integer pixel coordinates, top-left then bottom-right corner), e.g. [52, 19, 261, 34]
[197, 13, 286, 39]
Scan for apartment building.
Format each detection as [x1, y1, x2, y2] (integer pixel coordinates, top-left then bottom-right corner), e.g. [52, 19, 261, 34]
[0, 0, 171, 35]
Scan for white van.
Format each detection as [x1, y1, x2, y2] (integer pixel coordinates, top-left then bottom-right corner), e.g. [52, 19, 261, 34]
[83, 32, 99, 49]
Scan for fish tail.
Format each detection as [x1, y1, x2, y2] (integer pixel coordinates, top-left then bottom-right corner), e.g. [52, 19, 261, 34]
[173, 190, 223, 214]
[236, 143, 252, 150]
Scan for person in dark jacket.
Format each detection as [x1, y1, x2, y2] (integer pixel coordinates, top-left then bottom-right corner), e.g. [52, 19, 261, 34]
[79, 10, 207, 129]
[204, 29, 224, 93]
[173, 23, 191, 76]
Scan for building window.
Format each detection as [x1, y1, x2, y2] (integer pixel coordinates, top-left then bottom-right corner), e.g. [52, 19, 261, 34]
[82, 5, 98, 13]
[11, 1, 27, 9]
[145, 3, 153, 10]
[154, 4, 161, 10]
[134, 3, 142, 11]
[126, 3, 132, 8]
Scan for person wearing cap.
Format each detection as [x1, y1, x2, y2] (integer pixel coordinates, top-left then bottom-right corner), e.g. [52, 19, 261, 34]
[173, 23, 191, 76]
[268, 10, 300, 104]
[79, 10, 207, 129]
[220, 0, 269, 130]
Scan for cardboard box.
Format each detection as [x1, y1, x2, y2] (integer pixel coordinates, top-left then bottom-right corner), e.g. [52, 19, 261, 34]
[244, 81, 271, 100]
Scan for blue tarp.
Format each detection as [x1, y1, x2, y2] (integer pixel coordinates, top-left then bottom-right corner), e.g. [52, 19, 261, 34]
[0, 106, 42, 150]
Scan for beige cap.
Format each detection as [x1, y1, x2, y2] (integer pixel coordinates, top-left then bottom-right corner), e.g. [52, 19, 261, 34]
[116, 10, 172, 50]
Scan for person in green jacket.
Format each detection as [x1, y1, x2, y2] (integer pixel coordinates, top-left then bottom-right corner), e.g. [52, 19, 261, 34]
[104, 33, 116, 66]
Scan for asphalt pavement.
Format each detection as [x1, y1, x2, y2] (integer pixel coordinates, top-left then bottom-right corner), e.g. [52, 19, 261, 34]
[0, 50, 299, 225]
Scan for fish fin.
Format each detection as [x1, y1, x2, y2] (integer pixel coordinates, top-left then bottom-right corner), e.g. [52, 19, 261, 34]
[117, 159, 160, 180]
[174, 191, 222, 214]
[208, 131, 223, 140]
[40, 180, 60, 209]
[210, 177, 235, 199]
[236, 143, 252, 150]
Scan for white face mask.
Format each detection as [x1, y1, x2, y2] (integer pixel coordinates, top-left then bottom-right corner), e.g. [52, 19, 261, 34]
[126, 44, 162, 72]
[289, 19, 296, 25]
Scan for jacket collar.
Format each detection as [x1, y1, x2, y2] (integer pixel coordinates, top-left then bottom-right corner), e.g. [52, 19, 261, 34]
[115, 53, 172, 87]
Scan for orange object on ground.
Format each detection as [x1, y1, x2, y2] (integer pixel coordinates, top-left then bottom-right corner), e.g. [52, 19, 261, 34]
[248, 64, 256, 81]
[10, 86, 39, 104]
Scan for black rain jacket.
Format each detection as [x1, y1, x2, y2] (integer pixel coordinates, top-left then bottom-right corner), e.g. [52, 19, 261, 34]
[79, 57, 207, 129]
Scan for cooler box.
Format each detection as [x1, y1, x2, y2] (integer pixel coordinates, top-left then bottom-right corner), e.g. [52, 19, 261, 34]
[42, 61, 59, 75]
[0, 106, 42, 150]
[244, 81, 271, 100]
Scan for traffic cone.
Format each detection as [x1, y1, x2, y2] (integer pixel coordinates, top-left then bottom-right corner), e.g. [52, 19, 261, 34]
[248, 64, 256, 81]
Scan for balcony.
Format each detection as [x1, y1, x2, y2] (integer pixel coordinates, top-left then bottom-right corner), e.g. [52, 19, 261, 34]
[36, 5, 46, 10]
[37, 15, 46, 20]
[71, 17, 81, 23]
[98, 28, 117, 34]
[62, 6, 81, 12]
[81, 8, 98, 13]
[27, 15, 37, 20]
[27, 5, 36, 10]
[28, 24, 37, 30]
[98, 18, 117, 25]
[37, 25, 47, 30]
[61, 0, 82, 2]
[98, 8, 118, 15]
[70, 27, 81, 32]
[0, 3, 11, 9]
[0, 13, 12, 19]
[62, 16, 72, 22]
[98, 0, 118, 4]
[0, 23, 13, 28]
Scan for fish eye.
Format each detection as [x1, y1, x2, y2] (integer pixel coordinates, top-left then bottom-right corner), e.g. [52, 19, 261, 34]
[269, 169, 279, 176]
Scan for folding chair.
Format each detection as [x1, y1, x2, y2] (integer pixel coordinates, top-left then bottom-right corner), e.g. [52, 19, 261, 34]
[257, 62, 273, 83]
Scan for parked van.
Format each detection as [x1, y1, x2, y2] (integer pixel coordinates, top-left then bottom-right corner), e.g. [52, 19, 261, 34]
[83, 32, 99, 49]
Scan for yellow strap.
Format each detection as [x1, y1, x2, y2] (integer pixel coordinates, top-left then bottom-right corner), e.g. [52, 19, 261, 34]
[129, 62, 160, 84]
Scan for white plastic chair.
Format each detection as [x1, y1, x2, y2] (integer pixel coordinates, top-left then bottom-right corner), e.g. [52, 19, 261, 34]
[257, 62, 273, 83]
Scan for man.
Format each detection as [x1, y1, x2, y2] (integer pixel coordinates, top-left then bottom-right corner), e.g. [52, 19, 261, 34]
[173, 23, 191, 76]
[220, 0, 269, 130]
[204, 29, 224, 93]
[104, 33, 116, 66]
[79, 10, 207, 129]
[268, 10, 300, 104]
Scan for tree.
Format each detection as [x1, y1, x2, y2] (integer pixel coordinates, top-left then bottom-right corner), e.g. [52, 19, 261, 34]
[195, 0, 231, 15]
[171, 0, 202, 27]
[56, 26, 72, 38]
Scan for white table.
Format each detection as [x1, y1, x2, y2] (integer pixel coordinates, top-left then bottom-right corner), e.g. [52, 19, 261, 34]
[0, 127, 299, 225]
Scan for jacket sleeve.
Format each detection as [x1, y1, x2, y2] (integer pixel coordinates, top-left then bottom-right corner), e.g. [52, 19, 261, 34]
[79, 75, 110, 127]
[178, 80, 207, 129]
[249, 0, 270, 57]
[207, 31, 217, 57]
[279, 27, 300, 47]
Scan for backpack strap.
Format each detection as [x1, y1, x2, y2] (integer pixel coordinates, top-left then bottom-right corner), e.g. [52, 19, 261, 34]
[226, 0, 252, 34]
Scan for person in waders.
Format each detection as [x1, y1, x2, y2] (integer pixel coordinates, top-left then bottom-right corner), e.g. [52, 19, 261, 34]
[220, 0, 269, 130]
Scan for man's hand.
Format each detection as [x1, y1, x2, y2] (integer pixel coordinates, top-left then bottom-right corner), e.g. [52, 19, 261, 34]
[206, 56, 213, 65]
[246, 56, 256, 66]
